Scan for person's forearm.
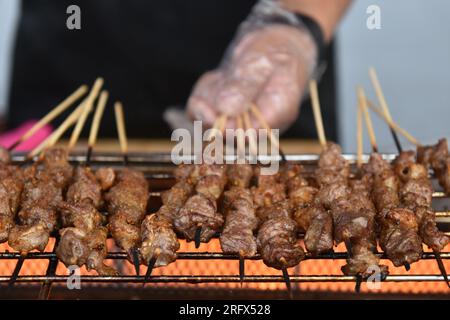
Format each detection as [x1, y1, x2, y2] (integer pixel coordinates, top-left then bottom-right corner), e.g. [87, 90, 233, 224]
[281, 0, 352, 43]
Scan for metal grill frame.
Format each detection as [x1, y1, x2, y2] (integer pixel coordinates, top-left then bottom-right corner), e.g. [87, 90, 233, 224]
[2, 152, 450, 297]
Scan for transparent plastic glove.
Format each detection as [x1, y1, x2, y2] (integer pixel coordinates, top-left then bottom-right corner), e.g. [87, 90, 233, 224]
[187, 0, 318, 132]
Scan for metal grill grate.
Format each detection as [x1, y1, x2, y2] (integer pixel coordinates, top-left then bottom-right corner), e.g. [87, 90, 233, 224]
[1, 153, 449, 298]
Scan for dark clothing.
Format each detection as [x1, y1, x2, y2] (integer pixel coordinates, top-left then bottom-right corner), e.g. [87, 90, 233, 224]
[8, 0, 337, 140]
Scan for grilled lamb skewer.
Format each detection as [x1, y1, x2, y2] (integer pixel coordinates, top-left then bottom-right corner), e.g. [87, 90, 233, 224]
[139, 166, 195, 273]
[56, 166, 118, 276]
[315, 143, 388, 278]
[220, 164, 258, 257]
[364, 153, 423, 268]
[0, 147, 24, 243]
[175, 164, 225, 246]
[417, 138, 450, 195]
[106, 168, 149, 267]
[394, 152, 450, 253]
[287, 163, 332, 255]
[254, 166, 305, 270]
[9, 148, 73, 253]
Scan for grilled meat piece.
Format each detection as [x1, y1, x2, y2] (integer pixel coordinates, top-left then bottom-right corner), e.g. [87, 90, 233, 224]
[417, 138, 450, 194]
[252, 167, 286, 208]
[256, 199, 291, 225]
[174, 164, 226, 243]
[195, 164, 227, 200]
[140, 214, 180, 267]
[257, 215, 304, 269]
[95, 167, 116, 191]
[294, 204, 333, 254]
[220, 186, 258, 257]
[415, 206, 449, 251]
[378, 208, 423, 266]
[159, 180, 194, 222]
[175, 194, 223, 242]
[9, 224, 49, 252]
[106, 168, 149, 254]
[226, 164, 253, 188]
[41, 148, 73, 189]
[392, 151, 416, 182]
[66, 167, 102, 209]
[56, 227, 117, 276]
[341, 239, 388, 277]
[0, 152, 24, 243]
[60, 200, 104, 231]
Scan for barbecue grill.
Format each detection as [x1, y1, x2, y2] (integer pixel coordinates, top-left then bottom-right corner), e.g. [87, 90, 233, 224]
[1, 152, 449, 299]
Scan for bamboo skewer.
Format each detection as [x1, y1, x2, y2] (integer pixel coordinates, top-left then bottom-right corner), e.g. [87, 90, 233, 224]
[236, 114, 245, 162]
[68, 78, 104, 151]
[356, 100, 363, 169]
[28, 101, 86, 158]
[206, 113, 227, 141]
[8, 85, 88, 151]
[114, 102, 129, 165]
[249, 104, 286, 162]
[86, 91, 108, 164]
[369, 67, 393, 122]
[242, 111, 258, 159]
[366, 100, 420, 146]
[309, 80, 327, 149]
[143, 248, 160, 286]
[369, 67, 403, 152]
[358, 87, 378, 153]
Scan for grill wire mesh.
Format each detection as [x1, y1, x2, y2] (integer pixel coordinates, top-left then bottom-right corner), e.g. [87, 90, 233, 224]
[0, 153, 449, 299]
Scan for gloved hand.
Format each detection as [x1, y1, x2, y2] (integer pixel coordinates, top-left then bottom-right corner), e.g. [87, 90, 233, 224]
[187, 0, 319, 132]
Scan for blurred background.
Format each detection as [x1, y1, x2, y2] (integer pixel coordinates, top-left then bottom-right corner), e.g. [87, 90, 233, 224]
[0, 0, 449, 151]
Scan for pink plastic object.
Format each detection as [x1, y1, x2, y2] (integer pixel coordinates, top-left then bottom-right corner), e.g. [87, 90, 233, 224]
[0, 120, 53, 151]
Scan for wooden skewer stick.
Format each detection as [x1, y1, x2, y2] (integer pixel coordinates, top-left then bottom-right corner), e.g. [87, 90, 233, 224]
[249, 104, 286, 163]
[86, 90, 108, 164]
[356, 100, 363, 169]
[68, 78, 104, 151]
[309, 80, 327, 149]
[279, 257, 293, 299]
[194, 223, 202, 249]
[9, 85, 88, 151]
[249, 104, 279, 150]
[114, 102, 129, 164]
[205, 113, 227, 141]
[143, 248, 161, 286]
[242, 111, 258, 159]
[366, 100, 420, 146]
[358, 87, 378, 152]
[236, 114, 245, 162]
[369, 67, 393, 122]
[368, 67, 404, 152]
[238, 250, 245, 287]
[28, 100, 86, 158]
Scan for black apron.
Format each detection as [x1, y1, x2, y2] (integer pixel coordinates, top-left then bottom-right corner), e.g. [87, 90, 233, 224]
[8, 0, 337, 140]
